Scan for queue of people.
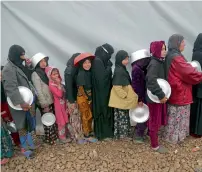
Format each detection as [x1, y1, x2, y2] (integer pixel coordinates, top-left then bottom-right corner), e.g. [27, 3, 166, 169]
[1, 33, 202, 165]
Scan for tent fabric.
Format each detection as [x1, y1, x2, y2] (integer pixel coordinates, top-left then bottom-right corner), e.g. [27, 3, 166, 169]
[1, 1, 202, 76]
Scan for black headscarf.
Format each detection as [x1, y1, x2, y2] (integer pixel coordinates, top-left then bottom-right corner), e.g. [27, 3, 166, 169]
[193, 33, 202, 52]
[1, 66, 7, 103]
[192, 33, 202, 65]
[35, 57, 49, 85]
[76, 58, 92, 89]
[95, 43, 114, 67]
[112, 50, 131, 86]
[65, 53, 80, 76]
[8, 45, 32, 80]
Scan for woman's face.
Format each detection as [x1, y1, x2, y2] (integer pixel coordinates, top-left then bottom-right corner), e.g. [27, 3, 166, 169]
[179, 39, 186, 52]
[39, 58, 47, 69]
[122, 57, 129, 66]
[82, 59, 91, 71]
[161, 44, 167, 58]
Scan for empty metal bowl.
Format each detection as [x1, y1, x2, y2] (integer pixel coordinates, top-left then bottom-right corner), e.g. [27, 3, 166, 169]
[7, 86, 34, 110]
[147, 78, 171, 103]
[41, 113, 56, 127]
[129, 104, 150, 123]
[188, 60, 202, 72]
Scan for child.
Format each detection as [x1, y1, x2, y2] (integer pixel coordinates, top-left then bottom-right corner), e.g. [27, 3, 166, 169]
[109, 50, 138, 139]
[146, 41, 168, 153]
[1, 117, 14, 165]
[31, 53, 57, 145]
[74, 53, 98, 143]
[64, 53, 84, 144]
[130, 49, 151, 143]
[45, 66, 71, 144]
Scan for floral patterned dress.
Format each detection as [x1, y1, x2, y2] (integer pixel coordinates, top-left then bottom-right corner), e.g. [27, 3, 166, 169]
[163, 104, 190, 144]
[114, 108, 130, 139]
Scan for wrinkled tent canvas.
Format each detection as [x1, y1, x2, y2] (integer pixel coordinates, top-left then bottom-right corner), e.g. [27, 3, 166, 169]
[1, 1, 202, 75]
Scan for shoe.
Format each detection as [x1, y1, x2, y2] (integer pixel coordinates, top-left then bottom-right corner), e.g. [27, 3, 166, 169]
[77, 139, 87, 144]
[85, 137, 98, 143]
[1, 158, 9, 165]
[21, 148, 35, 159]
[58, 138, 72, 144]
[153, 145, 168, 154]
[134, 137, 145, 144]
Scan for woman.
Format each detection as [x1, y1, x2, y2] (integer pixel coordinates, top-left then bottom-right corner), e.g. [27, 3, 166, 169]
[146, 41, 168, 153]
[190, 33, 202, 137]
[1, 66, 20, 146]
[31, 53, 57, 145]
[91, 43, 114, 140]
[109, 50, 138, 139]
[2, 45, 36, 158]
[164, 34, 202, 144]
[64, 53, 84, 144]
[74, 53, 98, 142]
[131, 49, 151, 143]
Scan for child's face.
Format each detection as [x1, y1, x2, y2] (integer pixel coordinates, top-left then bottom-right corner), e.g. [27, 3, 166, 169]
[39, 58, 47, 69]
[122, 57, 129, 66]
[82, 59, 91, 71]
[161, 44, 167, 58]
[51, 69, 59, 81]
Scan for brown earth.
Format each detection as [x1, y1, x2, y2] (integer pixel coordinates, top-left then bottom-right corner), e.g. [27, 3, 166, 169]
[1, 136, 202, 172]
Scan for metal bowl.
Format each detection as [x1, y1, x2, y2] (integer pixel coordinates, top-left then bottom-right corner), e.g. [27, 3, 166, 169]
[131, 49, 150, 64]
[41, 113, 56, 127]
[188, 60, 201, 72]
[147, 78, 171, 103]
[31, 52, 48, 69]
[129, 104, 149, 123]
[7, 86, 34, 110]
[6, 121, 17, 133]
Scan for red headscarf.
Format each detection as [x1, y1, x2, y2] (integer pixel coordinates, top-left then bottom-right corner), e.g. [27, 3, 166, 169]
[150, 41, 166, 59]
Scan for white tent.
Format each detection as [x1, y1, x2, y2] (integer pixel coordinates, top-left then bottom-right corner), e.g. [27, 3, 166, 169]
[1, 1, 202, 75]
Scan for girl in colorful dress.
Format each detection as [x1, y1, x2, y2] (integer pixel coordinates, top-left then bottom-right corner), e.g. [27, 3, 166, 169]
[74, 53, 98, 143]
[109, 50, 138, 139]
[164, 34, 202, 144]
[45, 66, 71, 144]
[146, 41, 168, 153]
[31, 53, 58, 145]
[64, 53, 85, 144]
[130, 49, 151, 143]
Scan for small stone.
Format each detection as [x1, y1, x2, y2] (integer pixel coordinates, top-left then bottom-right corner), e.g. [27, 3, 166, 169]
[27, 169, 34, 172]
[126, 163, 133, 169]
[78, 154, 85, 160]
[56, 164, 60, 169]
